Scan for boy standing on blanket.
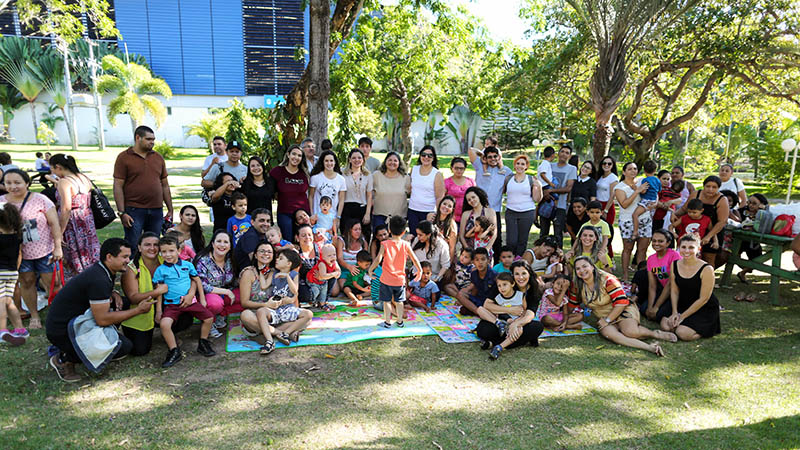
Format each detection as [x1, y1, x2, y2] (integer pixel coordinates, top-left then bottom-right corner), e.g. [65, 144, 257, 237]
[153, 235, 216, 368]
[368, 215, 422, 329]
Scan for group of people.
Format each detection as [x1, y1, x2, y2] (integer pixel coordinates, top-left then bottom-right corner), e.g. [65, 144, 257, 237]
[5, 124, 790, 383]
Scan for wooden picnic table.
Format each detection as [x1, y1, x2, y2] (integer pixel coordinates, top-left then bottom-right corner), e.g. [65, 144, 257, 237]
[720, 228, 800, 305]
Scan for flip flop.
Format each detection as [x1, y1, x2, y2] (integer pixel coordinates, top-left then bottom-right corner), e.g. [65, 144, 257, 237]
[28, 318, 42, 329]
[734, 293, 747, 302]
[745, 294, 757, 303]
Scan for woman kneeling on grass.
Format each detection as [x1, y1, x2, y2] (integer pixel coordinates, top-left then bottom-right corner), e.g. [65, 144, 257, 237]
[569, 256, 677, 356]
[239, 243, 313, 354]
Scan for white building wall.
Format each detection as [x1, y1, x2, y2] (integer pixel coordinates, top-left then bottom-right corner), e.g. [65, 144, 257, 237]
[7, 94, 265, 147]
[8, 95, 482, 155]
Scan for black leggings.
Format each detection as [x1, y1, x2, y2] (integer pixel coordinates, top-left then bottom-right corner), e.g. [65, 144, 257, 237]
[475, 319, 544, 348]
[47, 330, 133, 365]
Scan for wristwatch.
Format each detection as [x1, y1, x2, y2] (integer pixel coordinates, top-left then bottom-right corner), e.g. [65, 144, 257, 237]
[603, 317, 611, 324]
[117, 211, 126, 218]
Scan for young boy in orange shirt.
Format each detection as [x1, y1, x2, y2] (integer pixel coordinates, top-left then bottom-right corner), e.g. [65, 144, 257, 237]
[367, 215, 422, 328]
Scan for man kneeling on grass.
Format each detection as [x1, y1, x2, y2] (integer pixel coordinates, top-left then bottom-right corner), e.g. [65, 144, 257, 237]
[46, 238, 155, 383]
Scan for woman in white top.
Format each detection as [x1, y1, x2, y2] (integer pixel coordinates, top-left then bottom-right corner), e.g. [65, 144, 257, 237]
[340, 149, 374, 241]
[503, 155, 542, 256]
[308, 150, 347, 219]
[614, 162, 652, 281]
[408, 145, 444, 234]
[718, 163, 747, 206]
[595, 156, 619, 229]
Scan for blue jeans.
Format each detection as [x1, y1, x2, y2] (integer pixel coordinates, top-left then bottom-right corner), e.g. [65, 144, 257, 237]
[124, 207, 163, 247]
[407, 209, 432, 236]
[308, 282, 329, 306]
[277, 213, 294, 243]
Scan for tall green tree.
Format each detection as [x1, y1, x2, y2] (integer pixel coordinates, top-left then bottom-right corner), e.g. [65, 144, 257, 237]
[513, 0, 800, 165]
[187, 113, 228, 152]
[334, 4, 485, 162]
[96, 55, 172, 131]
[0, 37, 47, 143]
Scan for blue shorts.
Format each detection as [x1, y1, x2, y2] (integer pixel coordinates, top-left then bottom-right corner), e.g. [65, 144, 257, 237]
[20, 254, 54, 273]
[379, 282, 406, 303]
[469, 294, 486, 308]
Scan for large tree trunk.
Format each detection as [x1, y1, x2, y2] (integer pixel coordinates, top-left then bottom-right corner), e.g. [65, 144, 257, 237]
[307, 0, 331, 150]
[397, 80, 413, 165]
[592, 112, 613, 164]
[283, 0, 364, 145]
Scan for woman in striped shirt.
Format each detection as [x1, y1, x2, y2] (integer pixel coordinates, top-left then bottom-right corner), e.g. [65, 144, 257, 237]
[569, 256, 676, 356]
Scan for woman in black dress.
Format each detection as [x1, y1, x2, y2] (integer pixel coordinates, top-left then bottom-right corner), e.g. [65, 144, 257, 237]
[240, 156, 275, 217]
[658, 233, 721, 340]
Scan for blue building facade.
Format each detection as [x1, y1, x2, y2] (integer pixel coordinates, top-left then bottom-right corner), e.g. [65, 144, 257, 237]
[1, 0, 307, 97]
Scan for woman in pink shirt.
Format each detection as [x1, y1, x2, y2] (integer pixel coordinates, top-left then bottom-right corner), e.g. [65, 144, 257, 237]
[444, 157, 474, 224]
[644, 229, 681, 320]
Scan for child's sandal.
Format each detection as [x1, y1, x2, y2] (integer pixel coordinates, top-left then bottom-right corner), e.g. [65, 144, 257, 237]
[321, 303, 334, 312]
[275, 332, 291, 345]
[260, 341, 275, 355]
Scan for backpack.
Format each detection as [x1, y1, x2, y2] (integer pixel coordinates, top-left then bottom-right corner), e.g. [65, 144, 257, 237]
[753, 209, 775, 235]
[502, 173, 537, 195]
[770, 214, 795, 237]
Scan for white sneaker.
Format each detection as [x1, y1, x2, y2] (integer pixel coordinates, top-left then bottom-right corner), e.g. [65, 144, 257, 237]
[213, 315, 226, 330]
[208, 327, 223, 339]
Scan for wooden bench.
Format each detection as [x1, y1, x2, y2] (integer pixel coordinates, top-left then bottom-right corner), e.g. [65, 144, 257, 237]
[720, 228, 800, 305]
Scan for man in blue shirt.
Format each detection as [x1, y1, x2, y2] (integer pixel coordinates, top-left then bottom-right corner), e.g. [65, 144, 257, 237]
[469, 142, 511, 259]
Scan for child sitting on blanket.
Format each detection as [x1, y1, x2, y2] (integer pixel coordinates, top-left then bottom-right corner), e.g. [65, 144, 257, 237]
[539, 274, 583, 331]
[260, 249, 310, 347]
[407, 261, 440, 312]
[306, 244, 340, 311]
[343, 250, 372, 307]
[444, 248, 474, 300]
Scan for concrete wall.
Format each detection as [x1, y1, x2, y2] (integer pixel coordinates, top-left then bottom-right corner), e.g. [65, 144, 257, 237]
[7, 96, 484, 155]
[7, 94, 265, 148]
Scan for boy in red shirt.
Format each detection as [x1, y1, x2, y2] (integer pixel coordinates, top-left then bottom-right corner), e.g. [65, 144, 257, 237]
[671, 198, 718, 248]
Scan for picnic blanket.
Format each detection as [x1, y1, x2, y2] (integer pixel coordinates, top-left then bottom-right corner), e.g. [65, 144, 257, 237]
[226, 301, 435, 352]
[418, 297, 597, 344]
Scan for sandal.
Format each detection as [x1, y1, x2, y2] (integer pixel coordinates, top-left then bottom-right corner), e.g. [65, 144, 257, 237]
[745, 294, 757, 303]
[28, 318, 42, 330]
[289, 331, 300, 343]
[734, 293, 747, 302]
[260, 340, 275, 355]
[737, 272, 750, 284]
[652, 343, 666, 357]
[275, 332, 291, 345]
[321, 303, 334, 312]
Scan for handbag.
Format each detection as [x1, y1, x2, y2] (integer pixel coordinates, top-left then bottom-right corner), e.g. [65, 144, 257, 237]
[48, 260, 65, 305]
[88, 179, 116, 229]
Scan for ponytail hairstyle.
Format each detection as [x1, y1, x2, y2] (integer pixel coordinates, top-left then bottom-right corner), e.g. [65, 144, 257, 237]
[0, 202, 23, 237]
[49, 153, 81, 173]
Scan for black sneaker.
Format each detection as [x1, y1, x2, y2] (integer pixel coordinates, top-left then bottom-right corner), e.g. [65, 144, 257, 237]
[380, 321, 391, 328]
[479, 339, 491, 350]
[396, 321, 404, 328]
[489, 344, 503, 360]
[162, 347, 183, 368]
[197, 339, 216, 357]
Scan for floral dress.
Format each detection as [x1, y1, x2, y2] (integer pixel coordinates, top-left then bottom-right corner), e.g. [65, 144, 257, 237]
[57, 178, 100, 279]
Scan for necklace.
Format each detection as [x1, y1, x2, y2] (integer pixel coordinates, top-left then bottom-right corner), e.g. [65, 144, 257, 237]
[352, 171, 362, 193]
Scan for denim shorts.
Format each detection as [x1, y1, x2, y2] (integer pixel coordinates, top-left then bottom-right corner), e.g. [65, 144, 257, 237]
[19, 254, 54, 273]
[379, 282, 406, 303]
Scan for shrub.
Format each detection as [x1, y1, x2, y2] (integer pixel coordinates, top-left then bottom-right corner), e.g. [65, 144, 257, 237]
[154, 140, 176, 159]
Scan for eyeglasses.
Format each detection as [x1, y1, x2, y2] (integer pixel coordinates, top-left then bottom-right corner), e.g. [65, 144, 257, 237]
[602, 162, 613, 166]
[487, 155, 499, 159]
[420, 153, 433, 158]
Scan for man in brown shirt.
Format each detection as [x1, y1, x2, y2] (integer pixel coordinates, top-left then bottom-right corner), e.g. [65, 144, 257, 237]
[113, 126, 173, 246]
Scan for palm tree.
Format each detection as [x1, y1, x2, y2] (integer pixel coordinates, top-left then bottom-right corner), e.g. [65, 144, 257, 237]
[0, 84, 26, 140]
[187, 113, 228, 152]
[34, 51, 75, 148]
[96, 55, 172, 130]
[0, 37, 47, 143]
[446, 105, 481, 154]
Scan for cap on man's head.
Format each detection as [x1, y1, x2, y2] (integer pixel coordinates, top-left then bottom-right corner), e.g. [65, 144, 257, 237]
[227, 140, 241, 151]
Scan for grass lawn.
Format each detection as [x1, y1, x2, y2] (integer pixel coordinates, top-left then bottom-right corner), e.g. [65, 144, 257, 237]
[1, 144, 799, 449]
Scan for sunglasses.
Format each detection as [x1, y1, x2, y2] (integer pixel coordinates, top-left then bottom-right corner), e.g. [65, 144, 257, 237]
[602, 162, 613, 166]
[452, 166, 465, 170]
[420, 153, 433, 158]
